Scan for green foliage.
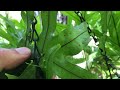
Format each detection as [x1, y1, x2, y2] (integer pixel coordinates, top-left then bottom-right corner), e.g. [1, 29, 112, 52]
[0, 14, 24, 47]
[18, 61, 36, 79]
[1, 11, 120, 79]
[38, 11, 58, 53]
[53, 54, 98, 79]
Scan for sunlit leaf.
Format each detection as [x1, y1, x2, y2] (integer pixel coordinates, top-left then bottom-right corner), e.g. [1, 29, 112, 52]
[53, 54, 98, 79]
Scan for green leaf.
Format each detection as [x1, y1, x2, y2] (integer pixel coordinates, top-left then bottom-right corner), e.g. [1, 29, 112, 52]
[110, 12, 120, 46]
[52, 22, 91, 55]
[85, 11, 100, 27]
[6, 74, 18, 79]
[21, 11, 26, 24]
[21, 11, 34, 47]
[0, 30, 10, 42]
[21, 11, 34, 26]
[38, 11, 58, 53]
[55, 23, 67, 35]
[44, 44, 61, 79]
[0, 14, 19, 46]
[36, 15, 42, 36]
[61, 11, 80, 25]
[100, 11, 107, 34]
[18, 61, 36, 79]
[17, 37, 26, 47]
[0, 43, 9, 48]
[66, 56, 85, 64]
[0, 72, 8, 79]
[0, 14, 16, 31]
[53, 54, 98, 79]
[99, 11, 108, 54]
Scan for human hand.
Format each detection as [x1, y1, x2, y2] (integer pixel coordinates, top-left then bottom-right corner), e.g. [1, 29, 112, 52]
[0, 47, 31, 71]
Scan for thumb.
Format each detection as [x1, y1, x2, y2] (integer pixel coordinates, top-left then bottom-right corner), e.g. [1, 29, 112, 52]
[0, 47, 31, 71]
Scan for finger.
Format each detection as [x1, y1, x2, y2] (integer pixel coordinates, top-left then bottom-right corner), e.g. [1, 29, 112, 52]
[0, 47, 31, 71]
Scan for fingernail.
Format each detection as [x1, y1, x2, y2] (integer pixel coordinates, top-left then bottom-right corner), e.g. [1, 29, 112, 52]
[15, 47, 31, 55]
